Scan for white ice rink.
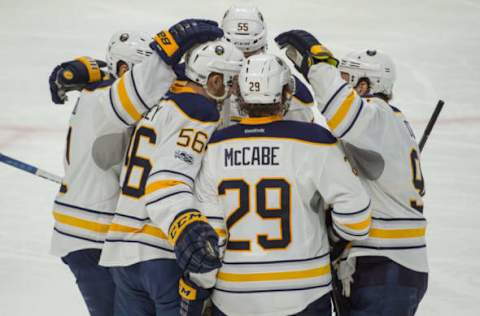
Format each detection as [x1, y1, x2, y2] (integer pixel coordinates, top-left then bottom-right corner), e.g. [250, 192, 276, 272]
[1, 0, 479, 315]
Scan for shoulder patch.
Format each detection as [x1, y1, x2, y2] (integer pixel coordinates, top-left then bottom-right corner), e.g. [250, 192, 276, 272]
[209, 120, 336, 145]
[292, 76, 314, 105]
[164, 91, 219, 123]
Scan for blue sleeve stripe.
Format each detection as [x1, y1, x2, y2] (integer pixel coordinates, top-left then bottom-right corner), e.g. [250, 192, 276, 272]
[54, 227, 104, 244]
[130, 65, 150, 111]
[215, 282, 331, 294]
[331, 200, 371, 216]
[322, 82, 349, 114]
[352, 244, 426, 250]
[338, 98, 364, 138]
[145, 190, 193, 206]
[115, 212, 150, 222]
[372, 216, 426, 222]
[333, 222, 370, 237]
[149, 169, 195, 184]
[54, 200, 115, 216]
[222, 252, 329, 265]
[109, 88, 129, 126]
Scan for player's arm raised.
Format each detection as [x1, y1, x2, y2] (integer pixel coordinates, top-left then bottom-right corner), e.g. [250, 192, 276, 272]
[275, 30, 383, 150]
[101, 19, 224, 128]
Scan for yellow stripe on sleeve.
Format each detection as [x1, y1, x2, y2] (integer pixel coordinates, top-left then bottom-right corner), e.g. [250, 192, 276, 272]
[53, 211, 109, 233]
[344, 216, 371, 231]
[327, 90, 356, 130]
[145, 180, 187, 195]
[117, 75, 142, 121]
[109, 223, 168, 240]
[217, 264, 331, 282]
[369, 227, 426, 239]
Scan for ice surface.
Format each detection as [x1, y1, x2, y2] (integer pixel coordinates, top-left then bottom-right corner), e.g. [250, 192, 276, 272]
[1, 0, 479, 315]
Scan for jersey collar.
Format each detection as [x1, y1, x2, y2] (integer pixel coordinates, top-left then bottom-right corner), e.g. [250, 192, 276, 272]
[240, 115, 283, 125]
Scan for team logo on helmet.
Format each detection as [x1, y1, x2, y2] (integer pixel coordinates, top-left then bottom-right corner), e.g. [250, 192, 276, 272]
[119, 33, 129, 42]
[63, 70, 74, 80]
[215, 45, 225, 56]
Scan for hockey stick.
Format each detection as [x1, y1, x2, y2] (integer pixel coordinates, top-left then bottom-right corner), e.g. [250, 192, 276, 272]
[0, 152, 62, 184]
[419, 100, 445, 152]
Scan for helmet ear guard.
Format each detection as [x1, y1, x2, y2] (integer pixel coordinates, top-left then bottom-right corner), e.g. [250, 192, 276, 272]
[106, 31, 153, 77]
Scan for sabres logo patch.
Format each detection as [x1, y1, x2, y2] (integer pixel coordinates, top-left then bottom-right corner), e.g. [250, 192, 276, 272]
[215, 45, 225, 56]
[63, 70, 74, 80]
[120, 33, 129, 42]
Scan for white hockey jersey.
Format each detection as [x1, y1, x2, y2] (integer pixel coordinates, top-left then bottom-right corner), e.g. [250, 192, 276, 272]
[51, 78, 122, 257]
[51, 54, 176, 257]
[194, 116, 372, 316]
[309, 63, 428, 273]
[99, 81, 222, 267]
[219, 76, 323, 128]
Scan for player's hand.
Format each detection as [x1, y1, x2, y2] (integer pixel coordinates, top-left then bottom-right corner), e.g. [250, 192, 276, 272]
[169, 210, 221, 274]
[49, 64, 68, 104]
[48, 57, 107, 104]
[275, 30, 338, 79]
[150, 19, 223, 67]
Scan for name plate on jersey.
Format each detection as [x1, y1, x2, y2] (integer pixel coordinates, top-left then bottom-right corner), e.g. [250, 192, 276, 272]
[224, 146, 280, 167]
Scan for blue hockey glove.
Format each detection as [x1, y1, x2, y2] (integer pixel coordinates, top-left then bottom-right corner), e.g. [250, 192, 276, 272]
[48, 57, 107, 104]
[179, 276, 212, 316]
[275, 30, 338, 79]
[169, 210, 221, 274]
[150, 19, 223, 67]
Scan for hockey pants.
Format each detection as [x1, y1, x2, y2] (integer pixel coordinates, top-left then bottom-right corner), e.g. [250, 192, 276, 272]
[62, 249, 115, 316]
[346, 256, 428, 316]
[109, 258, 181, 316]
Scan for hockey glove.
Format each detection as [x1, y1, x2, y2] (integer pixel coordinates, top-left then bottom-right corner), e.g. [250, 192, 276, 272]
[169, 210, 221, 274]
[179, 276, 212, 316]
[48, 57, 107, 104]
[275, 30, 338, 79]
[150, 19, 223, 67]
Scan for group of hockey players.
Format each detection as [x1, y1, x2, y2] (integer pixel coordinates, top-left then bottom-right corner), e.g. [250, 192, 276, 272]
[47, 4, 428, 316]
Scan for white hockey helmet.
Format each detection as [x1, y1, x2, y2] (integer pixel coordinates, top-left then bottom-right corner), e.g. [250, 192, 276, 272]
[238, 54, 294, 105]
[339, 49, 396, 97]
[106, 31, 153, 77]
[221, 4, 267, 54]
[185, 40, 244, 101]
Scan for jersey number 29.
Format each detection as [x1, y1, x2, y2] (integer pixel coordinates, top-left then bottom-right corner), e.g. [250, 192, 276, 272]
[218, 178, 291, 251]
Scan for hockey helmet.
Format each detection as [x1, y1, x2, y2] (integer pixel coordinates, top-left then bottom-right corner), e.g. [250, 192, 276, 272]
[339, 49, 396, 97]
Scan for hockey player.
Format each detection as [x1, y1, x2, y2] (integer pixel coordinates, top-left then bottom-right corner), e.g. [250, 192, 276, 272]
[191, 54, 372, 316]
[48, 31, 153, 316]
[219, 4, 320, 126]
[275, 31, 428, 315]
[98, 39, 244, 315]
[48, 19, 227, 316]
